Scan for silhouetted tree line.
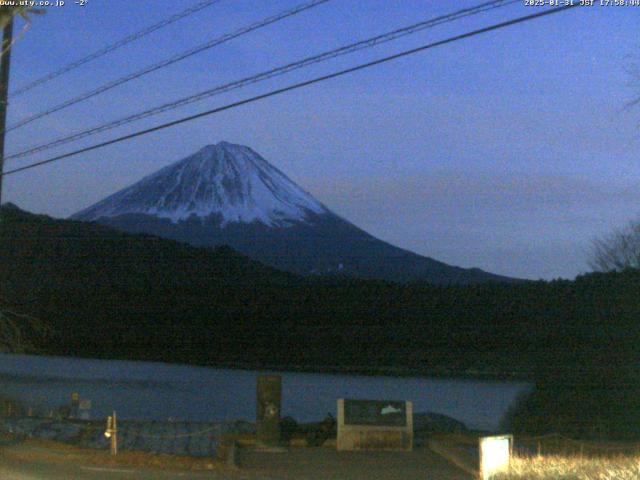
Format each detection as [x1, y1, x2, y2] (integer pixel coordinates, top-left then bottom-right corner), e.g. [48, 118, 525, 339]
[2, 204, 640, 438]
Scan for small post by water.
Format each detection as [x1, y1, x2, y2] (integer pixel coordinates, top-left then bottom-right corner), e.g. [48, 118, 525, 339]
[105, 411, 118, 455]
[111, 411, 118, 455]
[256, 375, 282, 450]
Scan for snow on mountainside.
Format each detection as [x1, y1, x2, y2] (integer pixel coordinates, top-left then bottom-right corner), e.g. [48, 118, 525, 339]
[71, 141, 518, 283]
[72, 141, 327, 227]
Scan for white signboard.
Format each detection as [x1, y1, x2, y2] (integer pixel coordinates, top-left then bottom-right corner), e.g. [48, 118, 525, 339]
[337, 399, 413, 451]
[479, 435, 512, 480]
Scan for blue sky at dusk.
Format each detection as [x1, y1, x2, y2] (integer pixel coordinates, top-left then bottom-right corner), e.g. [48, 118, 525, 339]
[3, 0, 639, 280]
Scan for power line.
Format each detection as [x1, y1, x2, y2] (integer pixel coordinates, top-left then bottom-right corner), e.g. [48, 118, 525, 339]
[1, 4, 580, 179]
[5, 0, 331, 133]
[5, 0, 517, 159]
[10, 0, 224, 97]
[6, 0, 520, 162]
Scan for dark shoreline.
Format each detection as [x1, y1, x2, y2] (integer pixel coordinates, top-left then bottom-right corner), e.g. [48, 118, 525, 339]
[23, 351, 534, 383]
[202, 361, 535, 382]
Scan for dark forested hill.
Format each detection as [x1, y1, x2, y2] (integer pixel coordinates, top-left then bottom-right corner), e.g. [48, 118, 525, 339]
[2, 204, 639, 380]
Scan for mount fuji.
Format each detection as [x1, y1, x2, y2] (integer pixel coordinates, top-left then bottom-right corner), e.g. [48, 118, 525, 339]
[72, 142, 514, 284]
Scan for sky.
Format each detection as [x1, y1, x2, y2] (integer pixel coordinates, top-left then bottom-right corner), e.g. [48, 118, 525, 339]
[2, 0, 639, 280]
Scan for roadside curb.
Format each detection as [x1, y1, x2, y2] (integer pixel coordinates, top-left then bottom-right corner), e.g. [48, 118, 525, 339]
[427, 438, 478, 478]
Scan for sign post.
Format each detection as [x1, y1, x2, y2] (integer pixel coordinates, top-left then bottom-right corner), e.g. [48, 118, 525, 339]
[70, 392, 80, 418]
[479, 434, 513, 480]
[78, 399, 92, 420]
[105, 411, 118, 456]
[256, 375, 282, 450]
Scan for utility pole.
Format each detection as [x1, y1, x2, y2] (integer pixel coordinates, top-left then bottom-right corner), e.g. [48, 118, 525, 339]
[0, 17, 13, 205]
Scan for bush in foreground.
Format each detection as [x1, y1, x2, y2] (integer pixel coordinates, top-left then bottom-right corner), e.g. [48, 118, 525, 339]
[502, 365, 640, 441]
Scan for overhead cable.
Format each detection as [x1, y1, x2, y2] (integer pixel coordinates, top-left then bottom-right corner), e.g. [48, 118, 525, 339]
[0, 4, 581, 179]
[11, 0, 225, 96]
[6, 0, 331, 132]
[6, 0, 519, 161]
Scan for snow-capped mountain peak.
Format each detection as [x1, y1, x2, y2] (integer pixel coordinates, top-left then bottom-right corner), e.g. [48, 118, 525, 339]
[73, 142, 327, 227]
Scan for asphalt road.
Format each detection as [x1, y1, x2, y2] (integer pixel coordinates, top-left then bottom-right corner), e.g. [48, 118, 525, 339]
[0, 442, 471, 480]
[239, 446, 472, 480]
[0, 456, 251, 480]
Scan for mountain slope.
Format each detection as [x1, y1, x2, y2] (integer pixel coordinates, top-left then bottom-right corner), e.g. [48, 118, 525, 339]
[72, 141, 515, 284]
[73, 142, 327, 227]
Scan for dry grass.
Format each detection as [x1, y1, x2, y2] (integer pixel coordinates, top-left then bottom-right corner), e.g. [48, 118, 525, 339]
[496, 455, 640, 480]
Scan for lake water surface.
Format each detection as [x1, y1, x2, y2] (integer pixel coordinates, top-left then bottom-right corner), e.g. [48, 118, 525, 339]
[0, 354, 529, 430]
